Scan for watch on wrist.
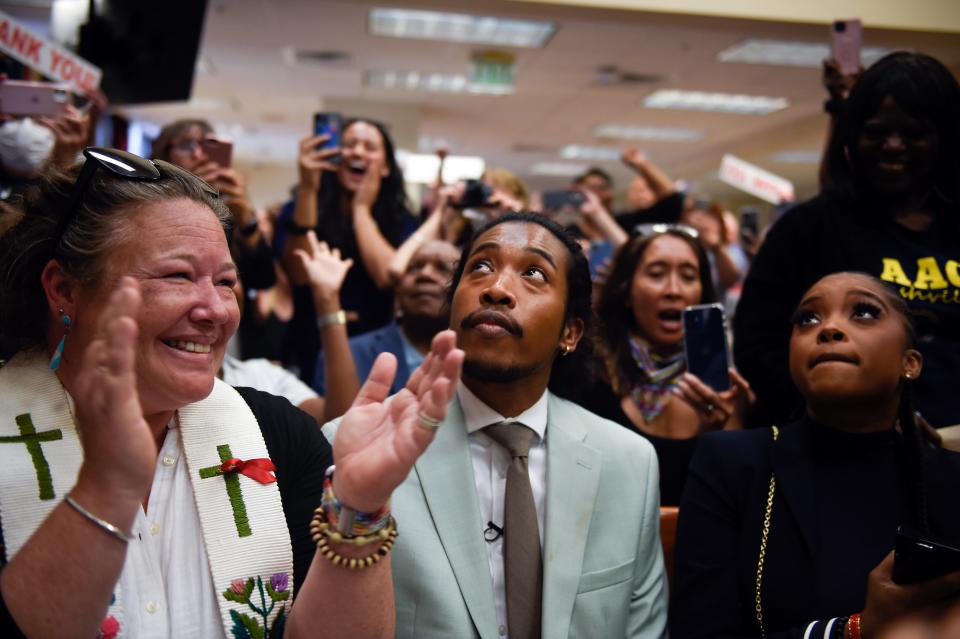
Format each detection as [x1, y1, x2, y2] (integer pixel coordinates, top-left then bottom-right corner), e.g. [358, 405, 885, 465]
[317, 310, 347, 329]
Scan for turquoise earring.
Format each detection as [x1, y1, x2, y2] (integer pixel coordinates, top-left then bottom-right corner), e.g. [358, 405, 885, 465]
[49, 308, 71, 370]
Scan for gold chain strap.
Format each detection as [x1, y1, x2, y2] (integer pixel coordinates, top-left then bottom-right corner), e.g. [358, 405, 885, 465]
[754, 425, 780, 637]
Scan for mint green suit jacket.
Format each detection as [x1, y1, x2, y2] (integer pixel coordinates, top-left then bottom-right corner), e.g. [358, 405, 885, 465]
[324, 394, 667, 639]
[382, 393, 668, 638]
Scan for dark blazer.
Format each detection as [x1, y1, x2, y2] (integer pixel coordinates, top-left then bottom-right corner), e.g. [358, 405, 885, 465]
[313, 321, 411, 396]
[670, 417, 960, 639]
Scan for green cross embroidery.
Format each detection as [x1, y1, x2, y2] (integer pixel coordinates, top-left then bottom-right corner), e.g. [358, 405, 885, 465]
[199, 444, 252, 538]
[0, 414, 63, 501]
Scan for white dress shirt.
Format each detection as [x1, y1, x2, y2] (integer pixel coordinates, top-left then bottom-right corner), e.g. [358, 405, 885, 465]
[457, 384, 548, 638]
[220, 354, 318, 407]
[114, 421, 225, 638]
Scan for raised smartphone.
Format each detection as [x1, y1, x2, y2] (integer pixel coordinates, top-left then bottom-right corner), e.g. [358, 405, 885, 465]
[202, 137, 233, 169]
[0, 80, 72, 117]
[892, 527, 960, 585]
[313, 112, 342, 164]
[831, 19, 863, 76]
[683, 304, 731, 392]
[541, 189, 586, 227]
[740, 207, 760, 243]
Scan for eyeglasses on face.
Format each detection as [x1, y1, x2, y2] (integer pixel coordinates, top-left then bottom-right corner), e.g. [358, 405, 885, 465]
[53, 147, 219, 252]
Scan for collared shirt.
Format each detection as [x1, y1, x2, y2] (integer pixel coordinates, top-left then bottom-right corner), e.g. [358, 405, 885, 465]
[396, 325, 426, 373]
[457, 384, 548, 638]
[116, 422, 225, 638]
[220, 354, 318, 407]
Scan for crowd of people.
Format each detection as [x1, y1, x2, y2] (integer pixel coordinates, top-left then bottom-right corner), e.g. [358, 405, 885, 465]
[0, 48, 958, 638]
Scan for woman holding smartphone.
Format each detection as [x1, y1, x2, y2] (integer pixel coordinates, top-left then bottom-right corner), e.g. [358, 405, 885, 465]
[582, 226, 753, 505]
[283, 119, 415, 383]
[672, 272, 960, 639]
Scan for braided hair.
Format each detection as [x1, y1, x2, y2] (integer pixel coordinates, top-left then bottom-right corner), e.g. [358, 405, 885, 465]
[869, 276, 929, 534]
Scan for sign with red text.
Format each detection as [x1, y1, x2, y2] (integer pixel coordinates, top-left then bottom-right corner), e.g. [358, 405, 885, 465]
[0, 10, 101, 94]
[719, 154, 795, 205]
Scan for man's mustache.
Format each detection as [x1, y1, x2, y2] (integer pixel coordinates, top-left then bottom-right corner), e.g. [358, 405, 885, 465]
[460, 309, 523, 336]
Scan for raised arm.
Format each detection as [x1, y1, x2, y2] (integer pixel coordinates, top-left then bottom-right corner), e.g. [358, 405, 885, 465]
[350, 158, 401, 290]
[286, 331, 463, 639]
[622, 149, 677, 200]
[387, 185, 458, 283]
[293, 230, 360, 421]
[1, 279, 155, 639]
[578, 187, 629, 248]
[283, 135, 339, 286]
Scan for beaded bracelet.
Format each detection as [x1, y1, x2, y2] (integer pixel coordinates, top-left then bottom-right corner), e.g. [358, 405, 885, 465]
[322, 467, 391, 538]
[846, 613, 862, 639]
[310, 505, 398, 569]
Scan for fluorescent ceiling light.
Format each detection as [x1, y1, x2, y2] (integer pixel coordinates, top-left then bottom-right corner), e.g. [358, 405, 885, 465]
[366, 70, 513, 95]
[396, 150, 485, 184]
[370, 8, 555, 48]
[530, 162, 588, 177]
[770, 150, 822, 164]
[186, 96, 237, 111]
[643, 89, 788, 115]
[718, 39, 890, 68]
[593, 124, 704, 142]
[559, 145, 621, 161]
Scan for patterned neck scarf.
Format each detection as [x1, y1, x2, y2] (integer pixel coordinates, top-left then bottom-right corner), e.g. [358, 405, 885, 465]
[627, 334, 686, 423]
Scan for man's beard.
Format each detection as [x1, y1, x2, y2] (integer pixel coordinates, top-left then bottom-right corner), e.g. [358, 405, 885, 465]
[462, 356, 543, 383]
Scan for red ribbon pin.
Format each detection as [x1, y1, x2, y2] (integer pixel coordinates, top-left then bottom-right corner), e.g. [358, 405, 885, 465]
[219, 457, 277, 484]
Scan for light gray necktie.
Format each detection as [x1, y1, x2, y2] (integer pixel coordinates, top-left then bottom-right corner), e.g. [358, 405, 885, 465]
[484, 421, 542, 639]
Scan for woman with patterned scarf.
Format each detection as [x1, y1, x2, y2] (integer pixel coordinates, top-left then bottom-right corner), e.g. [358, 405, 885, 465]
[582, 226, 754, 505]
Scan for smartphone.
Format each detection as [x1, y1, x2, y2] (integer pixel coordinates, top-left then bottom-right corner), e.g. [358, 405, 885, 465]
[588, 239, 614, 281]
[202, 137, 233, 169]
[831, 19, 863, 76]
[541, 189, 586, 213]
[740, 207, 760, 243]
[0, 80, 72, 118]
[454, 179, 494, 209]
[313, 112, 342, 164]
[682, 304, 731, 392]
[892, 527, 960, 585]
[542, 190, 586, 227]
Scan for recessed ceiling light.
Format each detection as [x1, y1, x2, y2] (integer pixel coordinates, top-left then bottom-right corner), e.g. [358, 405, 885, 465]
[530, 162, 588, 177]
[770, 150, 822, 164]
[643, 89, 789, 115]
[718, 38, 890, 68]
[559, 145, 621, 161]
[593, 124, 704, 142]
[369, 8, 555, 48]
[365, 70, 513, 95]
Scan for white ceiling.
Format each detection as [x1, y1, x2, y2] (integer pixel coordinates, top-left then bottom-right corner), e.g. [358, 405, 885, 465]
[18, 0, 960, 207]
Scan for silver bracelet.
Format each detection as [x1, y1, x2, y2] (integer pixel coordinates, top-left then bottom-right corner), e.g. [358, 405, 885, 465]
[64, 494, 135, 543]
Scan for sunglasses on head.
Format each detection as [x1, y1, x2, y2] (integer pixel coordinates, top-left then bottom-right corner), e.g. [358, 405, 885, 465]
[632, 223, 700, 240]
[53, 147, 219, 252]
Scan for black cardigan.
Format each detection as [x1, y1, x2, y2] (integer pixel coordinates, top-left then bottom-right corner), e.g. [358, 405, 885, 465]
[670, 416, 960, 639]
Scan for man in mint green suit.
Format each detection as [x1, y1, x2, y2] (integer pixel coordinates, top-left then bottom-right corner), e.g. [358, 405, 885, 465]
[388, 214, 667, 638]
[390, 391, 666, 638]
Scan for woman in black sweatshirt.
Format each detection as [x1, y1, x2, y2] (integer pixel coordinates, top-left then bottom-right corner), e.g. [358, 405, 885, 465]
[734, 51, 960, 429]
